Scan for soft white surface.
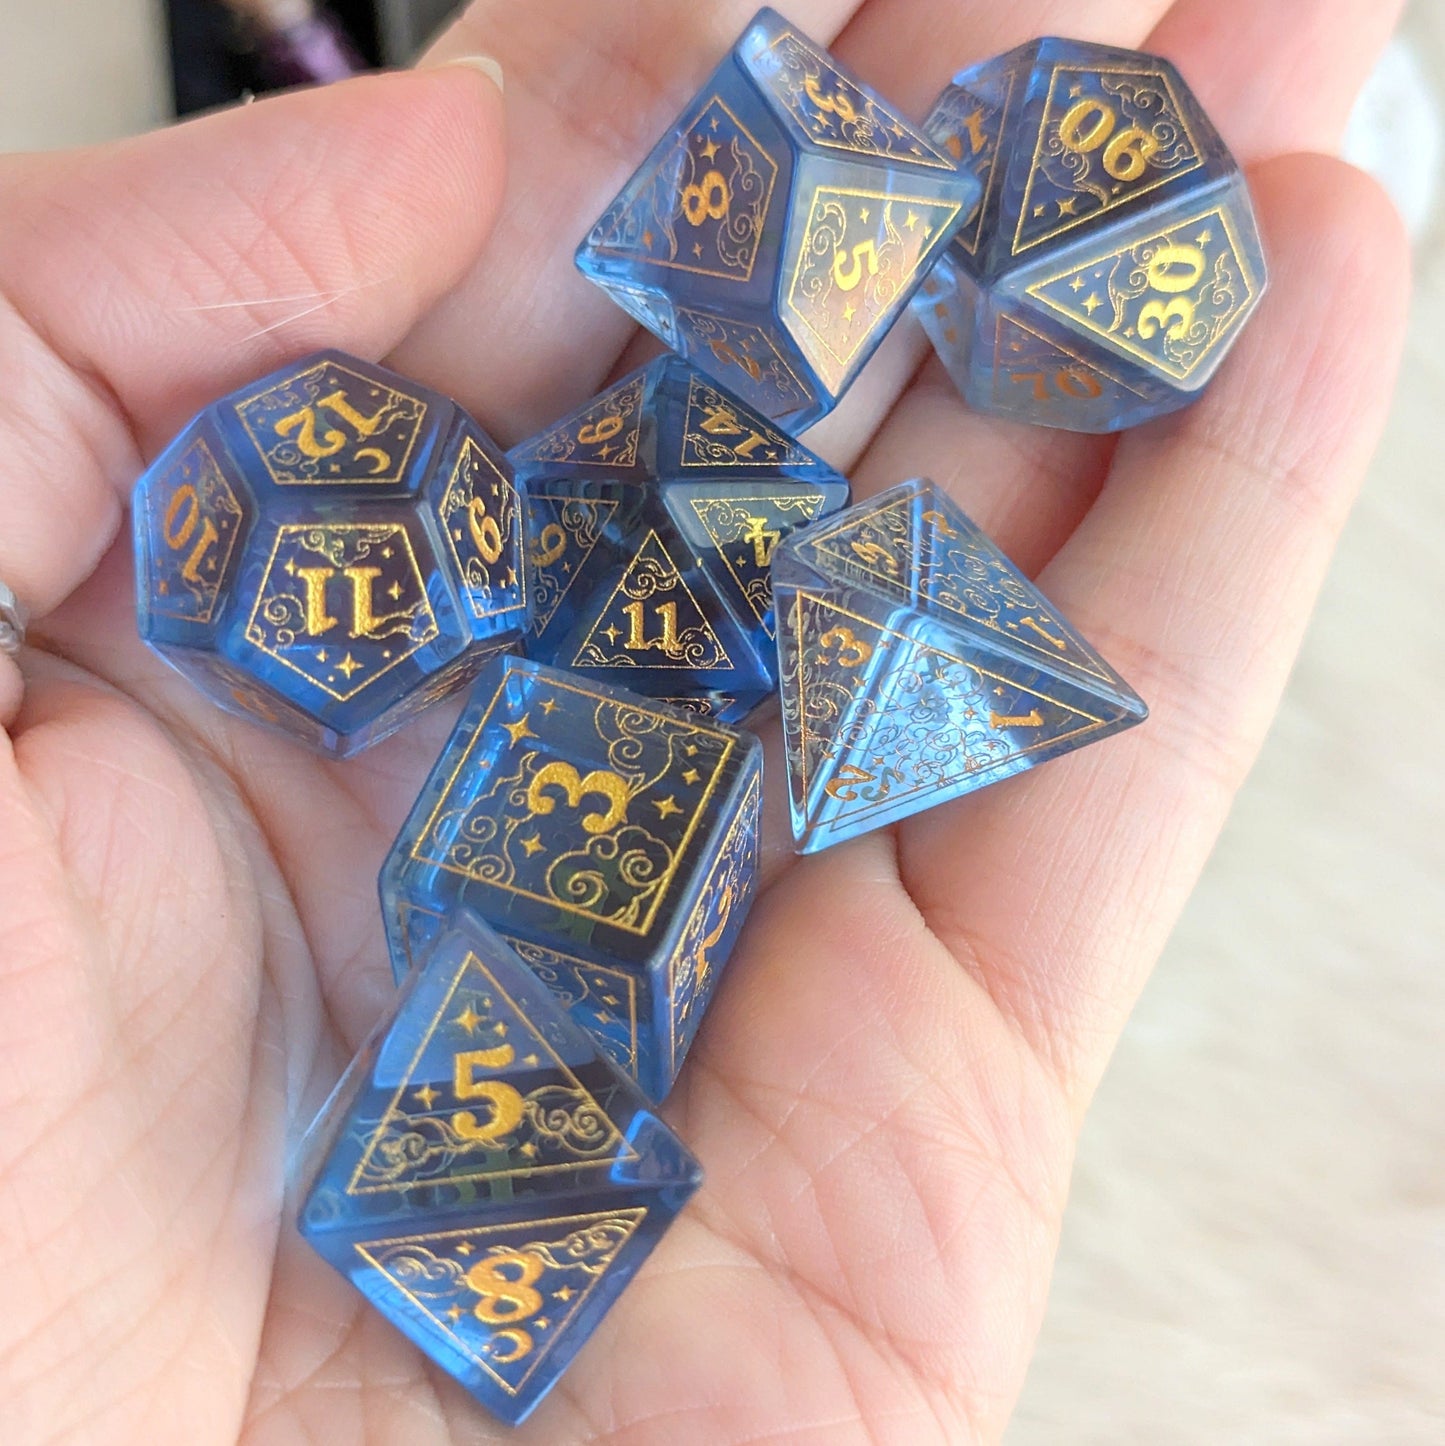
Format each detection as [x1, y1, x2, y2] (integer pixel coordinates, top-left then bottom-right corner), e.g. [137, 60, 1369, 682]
[0, 2, 1440, 1440]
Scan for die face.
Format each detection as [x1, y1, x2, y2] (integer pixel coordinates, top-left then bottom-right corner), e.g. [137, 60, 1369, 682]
[916, 39, 1267, 429]
[578, 53, 796, 322]
[213, 349, 451, 497]
[513, 358, 849, 708]
[663, 765, 761, 1080]
[380, 656, 763, 1099]
[133, 415, 257, 649]
[133, 351, 529, 756]
[1003, 173, 1267, 396]
[915, 259, 1184, 432]
[774, 480, 1146, 851]
[421, 415, 528, 643]
[222, 504, 476, 753]
[297, 912, 700, 1426]
[577, 9, 980, 427]
[524, 482, 773, 699]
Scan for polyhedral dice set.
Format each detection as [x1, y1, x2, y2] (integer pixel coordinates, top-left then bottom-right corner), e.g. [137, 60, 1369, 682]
[129, 8, 1263, 1427]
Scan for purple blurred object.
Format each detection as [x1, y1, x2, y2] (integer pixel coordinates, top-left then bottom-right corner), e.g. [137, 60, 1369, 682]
[258, 11, 365, 86]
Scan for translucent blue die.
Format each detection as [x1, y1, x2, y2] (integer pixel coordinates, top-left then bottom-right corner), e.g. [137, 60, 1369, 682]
[380, 654, 763, 1101]
[576, 7, 981, 428]
[911, 39, 1267, 431]
[297, 910, 701, 1427]
[132, 350, 528, 756]
[773, 479, 1147, 852]
[511, 355, 849, 724]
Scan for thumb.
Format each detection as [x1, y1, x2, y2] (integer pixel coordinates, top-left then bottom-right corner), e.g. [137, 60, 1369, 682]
[0, 61, 505, 632]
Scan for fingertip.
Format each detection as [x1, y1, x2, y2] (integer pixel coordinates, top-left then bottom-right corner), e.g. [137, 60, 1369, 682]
[1253, 150, 1411, 268]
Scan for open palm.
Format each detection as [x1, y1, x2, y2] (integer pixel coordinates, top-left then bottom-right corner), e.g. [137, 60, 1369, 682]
[0, 2, 1410, 1442]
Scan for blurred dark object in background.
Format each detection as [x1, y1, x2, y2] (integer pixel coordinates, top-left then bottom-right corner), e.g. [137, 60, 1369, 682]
[166, 0, 465, 116]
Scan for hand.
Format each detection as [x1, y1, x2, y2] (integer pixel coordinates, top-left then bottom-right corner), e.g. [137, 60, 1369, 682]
[0, 2, 1408, 1441]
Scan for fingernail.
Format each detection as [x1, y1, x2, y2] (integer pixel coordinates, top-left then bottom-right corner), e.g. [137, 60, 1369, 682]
[442, 54, 504, 95]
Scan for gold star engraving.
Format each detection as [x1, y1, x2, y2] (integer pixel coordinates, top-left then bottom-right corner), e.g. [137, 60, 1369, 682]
[905, 210, 919, 230]
[316, 648, 328, 662]
[1070, 275, 1085, 291]
[554, 1286, 576, 1301]
[455, 1242, 474, 1256]
[447, 1305, 464, 1321]
[843, 304, 856, 321]
[503, 713, 537, 746]
[643, 229, 654, 246]
[412, 1084, 439, 1109]
[336, 653, 362, 679]
[603, 624, 621, 643]
[519, 1141, 539, 1158]
[701, 138, 719, 160]
[1083, 293, 1103, 315]
[692, 243, 704, 258]
[387, 582, 402, 600]
[1196, 229, 1213, 246]
[1068, 84, 1083, 98]
[534, 1317, 551, 1330]
[523, 1053, 539, 1066]
[1057, 197, 1077, 216]
[520, 834, 545, 857]
[858, 205, 870, 223]
[654, 796, 684, 819]
[540, 698, 558, 714]
[1033, 204, 1046, 218]
[684, 744, 698, 757]
[453, 1004, 483, 1033]
[681, 767, 701, 785]
[381, 547, 394, 560]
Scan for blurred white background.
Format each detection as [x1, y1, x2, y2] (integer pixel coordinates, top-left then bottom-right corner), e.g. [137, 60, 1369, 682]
[0, 2, 1440, 1440]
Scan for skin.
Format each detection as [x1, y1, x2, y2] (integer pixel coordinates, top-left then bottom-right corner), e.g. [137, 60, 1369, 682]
[0, 0, 1411, 1441]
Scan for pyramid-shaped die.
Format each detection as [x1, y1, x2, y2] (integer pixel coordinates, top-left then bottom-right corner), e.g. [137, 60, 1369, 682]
[773, 480, 1147, 851]
[511, 355, 849, 724]
[381, 655, 763, 1101]
[911, 39, 1266, 432]
[132, 350, 528, 756]
[576, 8, 981, 429]
[297, 911, 701, 1426]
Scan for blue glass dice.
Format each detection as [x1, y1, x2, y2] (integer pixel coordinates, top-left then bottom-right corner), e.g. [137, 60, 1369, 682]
[911, 39, 1266, 431]
[576, 7, 981, 428]
[297, 910, 701, 1426]
[511, 355, 849, 723]
[132, 350, 528, 756]
[381, 654, 762, 1101]
[773, 479, 1147, 851]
